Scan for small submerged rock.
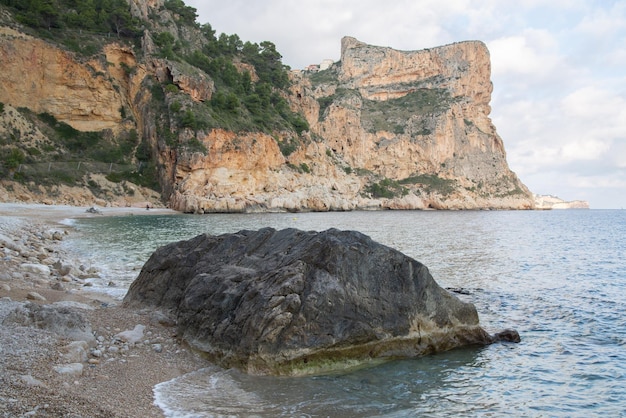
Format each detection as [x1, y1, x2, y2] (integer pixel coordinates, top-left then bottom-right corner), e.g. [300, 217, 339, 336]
[124, 227, 520, 376]
[85, 206, 102, 215]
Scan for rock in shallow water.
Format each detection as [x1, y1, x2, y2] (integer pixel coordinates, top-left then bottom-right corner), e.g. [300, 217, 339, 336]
[124, 228, 517, 375]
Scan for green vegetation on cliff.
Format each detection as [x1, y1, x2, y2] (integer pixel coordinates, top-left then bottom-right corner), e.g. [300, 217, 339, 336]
[0, 0, 308, 138]
[0, 0, 310, 196]
[0, 0, 142, 55]
[0, 0, 140, 34]
[0, 108, 158, 190]
[362, 89, 453, 134]
[180, 28, 308, 134]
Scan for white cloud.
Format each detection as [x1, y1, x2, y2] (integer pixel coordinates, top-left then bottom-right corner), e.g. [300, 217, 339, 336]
[575, 174, 626, 189]
[560, 139, 610, 161]
[488, 30, 561, 79]
[575, 3, 626, 38]
[562, 87, 626, 122]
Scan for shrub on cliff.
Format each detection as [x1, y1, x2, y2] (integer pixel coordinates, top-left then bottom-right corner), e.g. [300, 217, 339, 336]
[1, 147, 25, 171]
[399, 174, 456, 196]
[163, 0, 198, 25]
[364, 178, 409, 199]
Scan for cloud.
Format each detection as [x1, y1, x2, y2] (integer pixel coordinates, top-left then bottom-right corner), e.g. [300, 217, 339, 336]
[562, 87, 626, 122]
[498, 86, 626, 174]
[575, 2, 626, 38]
[489, 36, 553, 76]
[560, 139, 611, 161]
[570, 172, 626, 190]
[489, 32, 558, 77]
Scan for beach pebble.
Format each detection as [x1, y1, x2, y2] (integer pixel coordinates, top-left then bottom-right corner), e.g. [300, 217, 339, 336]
[26, 291, 46, 301]
[53, 363, 84, 378]
[0, 283, 10, 292]
[0, 233, 25, 253]
[32, 279, 49, 287]
[36, 253, 48, 262]
[52, 261, 73, 276]
[115, 324, 145, 345]
[53, 301, 94, 311]
[152, 344, 163, 353]
[21, 263, 51, 276]
[62, 341, 89, 363]
[50, 282, 65, 291]
[20, 374, 45, 387]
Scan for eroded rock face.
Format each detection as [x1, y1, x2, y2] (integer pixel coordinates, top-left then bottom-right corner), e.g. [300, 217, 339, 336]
[0, 10, 534, 211]
[123, 228, 505, 376]
[0, 28, 124, 131]
[169, 37, 535, 212]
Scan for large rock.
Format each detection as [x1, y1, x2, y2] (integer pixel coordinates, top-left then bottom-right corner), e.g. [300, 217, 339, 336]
[124, 228, 514, 375]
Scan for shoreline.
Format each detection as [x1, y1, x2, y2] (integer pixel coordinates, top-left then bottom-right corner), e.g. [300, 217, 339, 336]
[0, 203, 206, 417]
[0, 202, 180, 222]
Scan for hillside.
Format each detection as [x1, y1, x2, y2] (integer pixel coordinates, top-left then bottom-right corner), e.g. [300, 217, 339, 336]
[0, 0, 534, 211]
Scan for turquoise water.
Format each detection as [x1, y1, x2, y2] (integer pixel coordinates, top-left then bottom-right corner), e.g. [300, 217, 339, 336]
[64, 210, 626, 416]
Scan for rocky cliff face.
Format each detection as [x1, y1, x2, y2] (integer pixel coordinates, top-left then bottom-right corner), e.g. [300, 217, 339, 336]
[168, 37, 533, 212]
[534, 194, 590, 210]
[0, 1, 534, 212]
[0, 27, 125, 132]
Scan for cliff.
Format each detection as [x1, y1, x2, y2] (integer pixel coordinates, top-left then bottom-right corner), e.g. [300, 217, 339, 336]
[534, 194, 590, 210]
[0, 1, 534, 212]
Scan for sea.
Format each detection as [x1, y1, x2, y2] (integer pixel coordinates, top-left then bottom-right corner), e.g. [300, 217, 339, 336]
[61, 209, 626, 417]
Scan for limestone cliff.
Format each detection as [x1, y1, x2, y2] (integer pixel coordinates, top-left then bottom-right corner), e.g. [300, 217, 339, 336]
[171, 37, 533, 212]
[534, 194, 590, 210]
[0, 1, 534, 212]
[0, 28, 125, 132]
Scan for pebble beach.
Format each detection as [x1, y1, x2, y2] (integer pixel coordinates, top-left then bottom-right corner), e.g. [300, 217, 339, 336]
[0, 203, 207, 417]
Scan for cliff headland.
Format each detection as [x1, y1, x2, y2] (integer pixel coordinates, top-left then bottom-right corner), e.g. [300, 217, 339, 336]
[0, 0, 536, 212]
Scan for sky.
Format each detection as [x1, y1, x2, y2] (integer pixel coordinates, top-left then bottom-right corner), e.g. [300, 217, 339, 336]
[185, 0, 626, 209]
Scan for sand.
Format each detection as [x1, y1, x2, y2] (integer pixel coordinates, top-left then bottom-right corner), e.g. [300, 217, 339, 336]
[0, 203, 208, 417]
